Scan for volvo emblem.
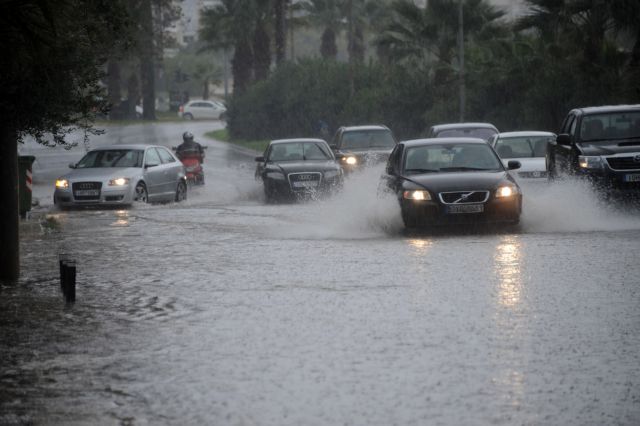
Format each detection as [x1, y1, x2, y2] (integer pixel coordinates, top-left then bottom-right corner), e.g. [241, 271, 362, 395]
[454, 192, 474, 203]
[634, 155, 640, 163]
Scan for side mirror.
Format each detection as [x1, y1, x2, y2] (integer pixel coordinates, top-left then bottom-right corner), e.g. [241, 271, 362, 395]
[507, 160, 521, 170]
[68, 162, 76, 169]
[255, 156, 264, 162]
[556, 134, 571, 146]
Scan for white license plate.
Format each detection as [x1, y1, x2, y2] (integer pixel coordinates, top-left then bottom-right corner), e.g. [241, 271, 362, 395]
[446, 204, 484, 214]
[74, 189, 100, 196]
[624, 174, 640, 182]
[292, 181, 319, 188]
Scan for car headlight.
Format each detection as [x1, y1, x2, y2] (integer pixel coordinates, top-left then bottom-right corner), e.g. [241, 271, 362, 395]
[403, 190, 431, 201]
[342, 156, 357, 165]
[55, 179, 69, 189]
[108, 177, 130, 186]
[324, 170, 341, 179]
[496, 185, 518, 198]
[266, 172, 286, 180]
[578, 155, 603, 170]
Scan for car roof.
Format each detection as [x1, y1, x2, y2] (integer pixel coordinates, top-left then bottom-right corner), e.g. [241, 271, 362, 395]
[495, 131, 556, 138]
[430, 122, 498, 131]
[90, 144, 157, 151]
[573, 104, 640, 115]
[270, 138, 328, 145]
[401, 137, 488, 148]
[340, 125, 391, 132]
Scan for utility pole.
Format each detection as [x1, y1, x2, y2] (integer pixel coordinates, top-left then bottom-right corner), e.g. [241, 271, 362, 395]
[223, 48, 229, 102]
[458, 0, 465, 122]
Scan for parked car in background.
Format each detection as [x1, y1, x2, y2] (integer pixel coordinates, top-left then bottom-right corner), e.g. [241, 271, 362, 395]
[330, 125, 397, 173]
[426, 122, 499, 142]
[381, 138, 522, 228]
[490, 131, 555, 181]
[54, 144, 187, 208]
[255, 139, 344, 202]
[547, 105, 640, 192]
[178, 99, 227, 120]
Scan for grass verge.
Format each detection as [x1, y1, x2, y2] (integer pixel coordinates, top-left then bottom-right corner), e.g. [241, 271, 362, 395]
[205, 129, 269, 153]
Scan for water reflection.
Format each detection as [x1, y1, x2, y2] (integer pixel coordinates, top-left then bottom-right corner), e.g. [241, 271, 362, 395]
[111, 209, 130, 227]
[407, 238, 432, 256]
[494, 235, 522, 308]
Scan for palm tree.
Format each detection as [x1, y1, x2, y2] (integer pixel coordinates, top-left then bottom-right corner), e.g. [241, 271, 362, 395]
[303, 0, 344, 60]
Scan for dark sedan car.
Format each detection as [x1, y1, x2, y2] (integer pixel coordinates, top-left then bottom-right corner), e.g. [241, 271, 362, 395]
[381, 138, 522, 228]
[330, 125, 397, 173]
[255, 138, 343, 202]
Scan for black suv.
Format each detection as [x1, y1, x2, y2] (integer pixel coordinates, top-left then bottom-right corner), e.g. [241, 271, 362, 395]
[546, 105, 640, 192]
[330, 125, 397, 173]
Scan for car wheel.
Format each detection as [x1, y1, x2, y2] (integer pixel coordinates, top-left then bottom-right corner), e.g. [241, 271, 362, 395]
[183, 113, 194, 120]
[134, 182, 148, 203]
[175, 180, 187, 202]
[547, 160, 558, 182]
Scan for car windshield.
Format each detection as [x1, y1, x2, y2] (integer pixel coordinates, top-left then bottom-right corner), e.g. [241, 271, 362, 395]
[436, 128, 497, 141]
[341, 130, 395, 149]
[76, 149, 144, 168]
[494, 136, 551, 158]
[579, 111, 640, 141]
[268, 142, 333, 162]
[404, 143, 503, 174]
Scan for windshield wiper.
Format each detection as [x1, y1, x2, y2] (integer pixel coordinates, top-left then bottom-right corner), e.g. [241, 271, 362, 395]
[439, 166, 494, 171]
[404, 168, 438, 173]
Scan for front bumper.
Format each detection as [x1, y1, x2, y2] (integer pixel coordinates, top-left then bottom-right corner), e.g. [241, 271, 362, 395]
[401, 195, 522, 227]
[264, 176, 343, 200]
[54, 185, 135, 207]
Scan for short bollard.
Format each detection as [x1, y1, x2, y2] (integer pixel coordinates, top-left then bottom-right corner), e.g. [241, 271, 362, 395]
[65, 261, 76, 303]
[59, 255, 69, 292]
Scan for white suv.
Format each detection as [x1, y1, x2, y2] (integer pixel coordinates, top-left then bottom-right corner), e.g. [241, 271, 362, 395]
[178, 100, 227, 120]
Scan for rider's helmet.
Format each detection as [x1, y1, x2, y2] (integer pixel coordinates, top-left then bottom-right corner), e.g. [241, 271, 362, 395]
[183, 131, 194, 143]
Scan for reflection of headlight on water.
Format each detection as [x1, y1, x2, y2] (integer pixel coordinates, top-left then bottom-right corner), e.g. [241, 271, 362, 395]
[266, 172, 286, 180]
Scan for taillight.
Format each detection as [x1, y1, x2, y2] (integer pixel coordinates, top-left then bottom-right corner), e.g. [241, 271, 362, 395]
[179, 105, 184, 113]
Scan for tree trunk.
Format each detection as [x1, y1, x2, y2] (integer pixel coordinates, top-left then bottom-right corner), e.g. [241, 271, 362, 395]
[232, 39, 253, 94]
[253, 21, 271, 81]
[274, 0, 286, 65]
[320, 27, 337, 60]
[107, 59, 122, 118]
[0, 126, 19, 281]
[140, 0, 156, 120]
[203, 77, 209, 100]
[127, 73, 139, 119]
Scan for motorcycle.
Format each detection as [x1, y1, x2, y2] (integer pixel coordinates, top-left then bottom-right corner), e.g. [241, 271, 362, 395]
[172, 146, 207, 186]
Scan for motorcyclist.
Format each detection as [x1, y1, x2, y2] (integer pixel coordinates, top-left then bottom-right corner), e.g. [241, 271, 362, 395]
[176, 131, 204, 160]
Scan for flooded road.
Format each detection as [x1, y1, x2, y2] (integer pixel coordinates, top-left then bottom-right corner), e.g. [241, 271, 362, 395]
[2, 123, 640, 425]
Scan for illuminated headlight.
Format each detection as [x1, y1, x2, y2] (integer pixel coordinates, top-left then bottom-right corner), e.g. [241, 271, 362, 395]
[496, 185, 518, 198]
[324, 170, 341, 179]
[108, 177, 130, 186]
[403, 190, 431, 201]
[343, 156, 357, 165]
[578, 155, 603, 169]
[266, 172, 285, 180]
[55, 179, 69, 189]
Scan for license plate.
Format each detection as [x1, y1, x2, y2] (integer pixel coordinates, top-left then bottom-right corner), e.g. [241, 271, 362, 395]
[624, 174, 640, 182]
[74, 189, 100, 196]
[292, 181, 319, 188]
[446, 204, 484, 214]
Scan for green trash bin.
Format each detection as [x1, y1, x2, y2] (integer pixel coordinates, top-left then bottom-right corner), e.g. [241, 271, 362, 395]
[18, 155, 36, 218]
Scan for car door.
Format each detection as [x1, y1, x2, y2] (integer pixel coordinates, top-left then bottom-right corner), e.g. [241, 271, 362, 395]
[382, 144, 404, 194]
[143, 148, 164, 200]
[204, 101, 221, 119]
[553, 113, 578, 176]
[157, 146, 181, 197]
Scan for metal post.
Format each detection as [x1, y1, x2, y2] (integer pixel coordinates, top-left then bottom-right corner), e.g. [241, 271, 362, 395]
[458, 0, 465, 122]
[223, 49, 229, 102]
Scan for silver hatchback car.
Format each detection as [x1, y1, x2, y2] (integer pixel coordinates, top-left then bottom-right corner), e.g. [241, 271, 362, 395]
[54, 144, 187, 207]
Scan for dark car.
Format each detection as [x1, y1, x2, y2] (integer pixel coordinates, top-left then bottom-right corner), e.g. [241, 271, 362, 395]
[381, 138, 522, 228]
[426, 122, 499, 142]
[330, 125, 397, 173]
[255, 138, 343, 202]
[547, 105, 640, 193]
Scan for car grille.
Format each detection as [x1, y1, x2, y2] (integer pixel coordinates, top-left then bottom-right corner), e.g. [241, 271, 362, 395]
[288, 172, 322, 191]
[518, 171, 547, 178]
[72, 181, 102, 200]
[439, 190, 489, 204]
[606, 156, 640, 171]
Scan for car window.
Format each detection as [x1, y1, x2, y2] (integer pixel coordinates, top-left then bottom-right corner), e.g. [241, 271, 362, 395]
[495, 136, 551, 158]
[403, 143, 502, 173]
[579, 111, 640, 141]
[268, 142, 332, 161]
[340, 130, 395, 149]
[145, 148, 162, 166]
[76, 149, 143, 168]
[157, 147, 176, 163]
[436, 128, 497, 141]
